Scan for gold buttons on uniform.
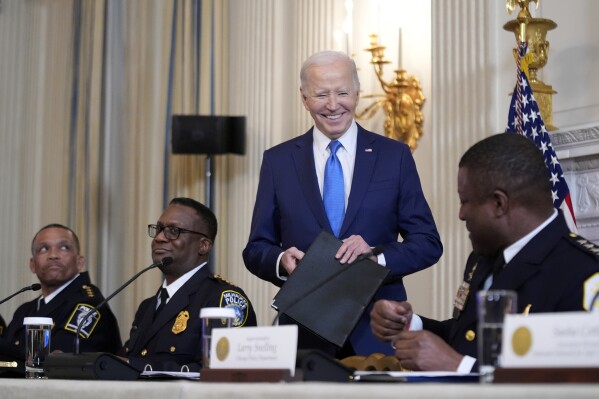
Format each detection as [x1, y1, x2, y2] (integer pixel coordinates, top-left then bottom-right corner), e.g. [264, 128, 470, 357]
[141, 349, 148, 356]
[465, 330, 476, 341]
[170, 346, 176, 353]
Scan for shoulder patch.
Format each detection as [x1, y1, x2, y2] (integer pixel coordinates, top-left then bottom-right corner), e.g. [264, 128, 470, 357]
[566, 234, 599, 256]
[583, 272, 599, 311]
[219, 290, 250, 327]
[64, 303, 101, 338]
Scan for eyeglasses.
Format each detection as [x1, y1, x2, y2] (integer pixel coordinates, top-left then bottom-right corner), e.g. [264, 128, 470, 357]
[147, 224, 208, 241]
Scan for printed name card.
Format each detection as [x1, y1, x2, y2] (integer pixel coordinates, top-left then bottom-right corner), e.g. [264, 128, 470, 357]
[210, 325, 298, 375]
[502, 311, 599, 367]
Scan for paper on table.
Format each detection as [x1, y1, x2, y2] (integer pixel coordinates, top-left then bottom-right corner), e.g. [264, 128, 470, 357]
[353, 371, 479, 383]
[140, 367, 200, 380]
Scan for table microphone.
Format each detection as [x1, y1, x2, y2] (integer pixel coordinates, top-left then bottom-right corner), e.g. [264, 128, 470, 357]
[74, 256, 174, 354]
[0, 283, 42, 306]
[43, 257, 174, 380]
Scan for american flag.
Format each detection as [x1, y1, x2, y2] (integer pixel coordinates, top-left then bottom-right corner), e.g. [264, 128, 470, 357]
[506, 42, 577, 231]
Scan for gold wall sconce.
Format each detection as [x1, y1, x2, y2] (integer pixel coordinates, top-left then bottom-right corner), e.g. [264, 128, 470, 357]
[356, 34, 425, 151]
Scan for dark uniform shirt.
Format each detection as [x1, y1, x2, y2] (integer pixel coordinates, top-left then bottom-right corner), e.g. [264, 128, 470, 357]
[0, 272, 122, 360]
[121, 266, 257, 371]
[422, 213, 599, 370]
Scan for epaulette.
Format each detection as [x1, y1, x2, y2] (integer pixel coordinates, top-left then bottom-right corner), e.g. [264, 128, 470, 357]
[211, 273, 238, 287]
[82, 284, 96, 298]
[567, 233, 599, 256]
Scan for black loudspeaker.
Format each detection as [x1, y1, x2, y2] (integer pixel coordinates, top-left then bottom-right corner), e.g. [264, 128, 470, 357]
[44, 352, 139, 380]
[171, 115, 246, 155]
[296, 349, 352, 382]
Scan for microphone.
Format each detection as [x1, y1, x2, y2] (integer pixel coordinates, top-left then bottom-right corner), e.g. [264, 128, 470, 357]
[73, 256, 173, 354]
[0, 283, 42, 306]
[43, 257, 173, 380]
[271, 246, 384, 326]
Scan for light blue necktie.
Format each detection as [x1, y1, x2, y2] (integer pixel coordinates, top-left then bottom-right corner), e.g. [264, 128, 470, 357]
[323, 140, 345, 237]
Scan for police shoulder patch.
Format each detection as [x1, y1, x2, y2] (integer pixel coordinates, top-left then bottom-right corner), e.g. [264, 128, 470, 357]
[583, 272, 599, 311]
[219, 290, 249, 327]
[64, 303, 101, 338]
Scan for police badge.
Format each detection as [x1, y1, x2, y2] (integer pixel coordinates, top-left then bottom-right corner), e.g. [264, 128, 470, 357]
[172, 310, 189, 334]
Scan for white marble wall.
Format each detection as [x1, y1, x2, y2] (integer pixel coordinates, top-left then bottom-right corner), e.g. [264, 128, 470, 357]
[552, 125, 599, 244]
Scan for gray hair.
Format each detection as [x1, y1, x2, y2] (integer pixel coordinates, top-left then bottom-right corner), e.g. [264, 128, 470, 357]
[300, 51, 360, 93]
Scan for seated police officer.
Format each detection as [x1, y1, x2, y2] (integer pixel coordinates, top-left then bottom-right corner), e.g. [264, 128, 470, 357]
[120, 197, 257, 371]
[0, 224, 122, 360]
[370, 134, 599, 372]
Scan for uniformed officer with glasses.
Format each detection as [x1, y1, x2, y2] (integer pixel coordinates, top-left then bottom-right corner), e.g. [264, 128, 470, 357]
[120, 197, 257, 371]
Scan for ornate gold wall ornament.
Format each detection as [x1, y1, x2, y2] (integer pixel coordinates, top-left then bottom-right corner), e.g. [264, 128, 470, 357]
[504, 0, 557, 130]
[356, 34, 425, 151]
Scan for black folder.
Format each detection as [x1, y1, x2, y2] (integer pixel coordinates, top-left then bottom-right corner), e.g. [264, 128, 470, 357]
[272, 231, 390, 347]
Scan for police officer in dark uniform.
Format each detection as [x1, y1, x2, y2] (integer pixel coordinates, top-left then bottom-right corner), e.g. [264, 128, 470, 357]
[0, 224, 122, 361]
[120, 197, 257, 371]
[370, 134, 599, 372]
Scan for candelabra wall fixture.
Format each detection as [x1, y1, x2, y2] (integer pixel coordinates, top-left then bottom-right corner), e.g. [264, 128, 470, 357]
[355, 34, 425, 151]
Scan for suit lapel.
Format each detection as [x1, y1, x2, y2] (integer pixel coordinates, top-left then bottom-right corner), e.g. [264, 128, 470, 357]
[39, 273, 85, 317]
[131, 300, 157, 348]
[493, 213, 568, 291]
[292, 129, 330, 231]
[447, 257, 493, 342]
[340, 127, 377, 237]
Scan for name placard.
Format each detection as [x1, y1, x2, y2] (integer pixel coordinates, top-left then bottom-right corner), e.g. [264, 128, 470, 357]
[502, 312, 599, 367]
[210, 325, 298, 375]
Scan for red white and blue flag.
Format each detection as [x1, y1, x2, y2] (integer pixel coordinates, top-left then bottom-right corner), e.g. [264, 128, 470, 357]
[506, 42, 577, 231]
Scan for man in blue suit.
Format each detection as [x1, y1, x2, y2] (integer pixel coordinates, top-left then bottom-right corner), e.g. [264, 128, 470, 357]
[243, 51, 442, 357]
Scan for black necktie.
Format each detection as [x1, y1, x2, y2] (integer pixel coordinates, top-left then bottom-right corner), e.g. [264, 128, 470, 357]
[491, 253, 506, 280]
[154, 288, 169, 317]
[478, 254, 505, 290]
[37, 297, 46, 311]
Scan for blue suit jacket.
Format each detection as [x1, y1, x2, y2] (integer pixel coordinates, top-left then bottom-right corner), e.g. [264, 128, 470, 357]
[243, 124, 442, 355]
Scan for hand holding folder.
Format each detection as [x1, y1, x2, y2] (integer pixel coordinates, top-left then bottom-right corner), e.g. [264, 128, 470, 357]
[271, 231, 389, 348]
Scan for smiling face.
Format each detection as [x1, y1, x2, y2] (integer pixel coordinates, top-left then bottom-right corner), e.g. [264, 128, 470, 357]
[151, 204, 212, 283]
[300, 58, 359, 140]
[30, 227, 85, 294]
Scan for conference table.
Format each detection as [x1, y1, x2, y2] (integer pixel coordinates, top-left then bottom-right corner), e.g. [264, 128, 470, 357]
[0, 378, 597, 399]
